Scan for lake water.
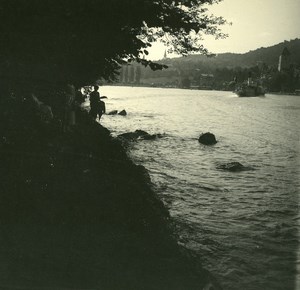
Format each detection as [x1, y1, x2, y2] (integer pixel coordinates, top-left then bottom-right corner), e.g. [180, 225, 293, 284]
[99, 86, 299, 290]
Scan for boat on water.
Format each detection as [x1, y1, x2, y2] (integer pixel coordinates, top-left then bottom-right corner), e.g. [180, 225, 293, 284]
[234, 75, 265, 97]
[235, 84, 265, 97]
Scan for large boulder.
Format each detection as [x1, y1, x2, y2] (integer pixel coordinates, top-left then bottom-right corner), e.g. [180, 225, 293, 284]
[216, 162, 253, 172]
[198, 132, 217, 145]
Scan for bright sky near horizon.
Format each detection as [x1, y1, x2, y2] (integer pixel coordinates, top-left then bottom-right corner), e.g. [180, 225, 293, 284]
[148, 0, 300, 60]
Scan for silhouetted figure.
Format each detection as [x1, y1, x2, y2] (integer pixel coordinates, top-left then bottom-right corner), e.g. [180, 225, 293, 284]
[89, 86, 100, 119]
[89, 86, 106, 120]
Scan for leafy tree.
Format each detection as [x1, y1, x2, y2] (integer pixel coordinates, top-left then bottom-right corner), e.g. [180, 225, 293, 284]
[0, 0, 227, 90]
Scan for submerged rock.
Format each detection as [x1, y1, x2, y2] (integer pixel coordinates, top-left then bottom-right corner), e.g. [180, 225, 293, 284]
[118, 109, 127, 116]
[198, 132, 217, 145]
[141, 133, 163, 140]
[118, 130, 162, 141]
[216, 162, 253, 172]
[118, 132, 137, 140]
[108, 109, 127, 116]
[135, 129, 148, 136]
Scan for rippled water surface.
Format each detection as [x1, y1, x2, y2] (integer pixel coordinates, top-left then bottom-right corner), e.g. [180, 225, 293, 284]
[99, 86, 299, 290]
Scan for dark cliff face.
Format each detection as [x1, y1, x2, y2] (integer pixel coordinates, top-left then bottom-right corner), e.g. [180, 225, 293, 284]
[0, 94, 219, 289]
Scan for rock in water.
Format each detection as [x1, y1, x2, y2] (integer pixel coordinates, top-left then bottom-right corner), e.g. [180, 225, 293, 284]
[108, 110, 118, 115]
[139, 132, 163, 140]
[140, 134, 157, 140]
[134, 129, 148, 136]
[198, 132, 217, 145]
[118, 132, 137, 140]
[118, 130, 162, 141]
[118, 109, 127, 116]
[118, 130, 148, 140]
[216, 162, 248, 172]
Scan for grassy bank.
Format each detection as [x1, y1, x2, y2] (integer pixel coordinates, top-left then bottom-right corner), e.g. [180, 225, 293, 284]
[0, 94, 220, 289]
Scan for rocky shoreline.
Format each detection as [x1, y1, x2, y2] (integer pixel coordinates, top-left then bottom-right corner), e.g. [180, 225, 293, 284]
[0, 95, 221, 289]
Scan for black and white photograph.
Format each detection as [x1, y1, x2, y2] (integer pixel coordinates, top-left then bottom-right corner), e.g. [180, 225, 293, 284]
[0, 0, 299, 289]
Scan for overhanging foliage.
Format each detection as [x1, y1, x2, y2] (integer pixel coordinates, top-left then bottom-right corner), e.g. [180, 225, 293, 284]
[0, 0, 227, 87]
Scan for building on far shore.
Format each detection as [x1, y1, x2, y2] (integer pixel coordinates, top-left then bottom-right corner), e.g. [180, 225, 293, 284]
[162, 49, 168, 60]
[278, 47, 291, 72]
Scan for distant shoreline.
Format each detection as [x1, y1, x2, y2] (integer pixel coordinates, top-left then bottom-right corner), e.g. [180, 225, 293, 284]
[106, 83, 300, 96]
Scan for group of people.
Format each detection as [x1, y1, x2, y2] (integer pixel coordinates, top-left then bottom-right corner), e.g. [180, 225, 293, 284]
[89, 85, 106, 121]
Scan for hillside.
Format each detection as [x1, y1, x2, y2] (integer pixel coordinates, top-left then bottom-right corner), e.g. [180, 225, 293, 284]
[116, 38, 299, 91]
[164, 38, 300, 69]
[115, 38, 300, 91]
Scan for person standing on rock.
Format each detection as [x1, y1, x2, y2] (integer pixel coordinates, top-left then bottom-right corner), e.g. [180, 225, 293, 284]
[89, 85, 105, 121]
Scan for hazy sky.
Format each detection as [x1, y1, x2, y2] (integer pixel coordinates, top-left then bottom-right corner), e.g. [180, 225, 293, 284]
[148, 0, 300, 60]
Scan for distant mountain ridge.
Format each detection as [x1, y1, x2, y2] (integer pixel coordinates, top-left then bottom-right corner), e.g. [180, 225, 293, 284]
[164, 38, 300, 68]
[117, 39, 300, 92]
